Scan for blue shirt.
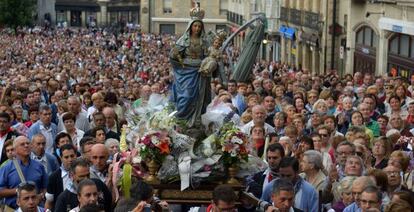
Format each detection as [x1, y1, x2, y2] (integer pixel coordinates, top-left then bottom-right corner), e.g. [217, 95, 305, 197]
[261, 178, 319, 212]
[343, 202, 361, 212]
[0, 158, 48, 209]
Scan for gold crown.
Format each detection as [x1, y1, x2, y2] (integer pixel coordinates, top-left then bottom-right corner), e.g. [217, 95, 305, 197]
[215, 30, 227, 42]
[190, 5, 205, 20]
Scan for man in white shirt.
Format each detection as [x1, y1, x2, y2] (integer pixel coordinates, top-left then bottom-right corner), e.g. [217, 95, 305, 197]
[241, 105, 275, 137]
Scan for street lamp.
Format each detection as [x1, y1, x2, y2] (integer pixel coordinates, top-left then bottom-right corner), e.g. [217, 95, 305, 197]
[262, 39, 268, 44]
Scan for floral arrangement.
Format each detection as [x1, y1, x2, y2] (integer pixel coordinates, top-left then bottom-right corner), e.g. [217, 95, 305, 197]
[218, 123, 249, 167]
[138, 131, 172, 164]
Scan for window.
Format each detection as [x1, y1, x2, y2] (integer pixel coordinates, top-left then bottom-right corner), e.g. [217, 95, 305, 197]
[411, 39, 414, 58]
[160, 24, 175, 34]
[109, 12, 118, 24]
[357, 30, 363, 45]
[389, 34, 414, 58]
[355, 26, 378, 48]
[364, 27, 372, 46]
[131, 12, 138, 24]
[390, 37, 398, 54]
[400, 35, 410, 57]
[56, 11, 66, 24]
[163, 0, 172, 13]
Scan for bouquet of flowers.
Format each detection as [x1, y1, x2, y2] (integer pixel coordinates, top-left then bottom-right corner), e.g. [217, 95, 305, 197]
[218, 123, 249, 167]
[137, 130, 172, 164]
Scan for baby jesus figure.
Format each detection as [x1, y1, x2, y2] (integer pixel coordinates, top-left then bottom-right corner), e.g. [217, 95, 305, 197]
[199, 31, 227, 77]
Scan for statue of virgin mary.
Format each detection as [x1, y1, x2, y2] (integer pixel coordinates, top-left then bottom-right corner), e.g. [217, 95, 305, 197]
[169, 5, 212, 128]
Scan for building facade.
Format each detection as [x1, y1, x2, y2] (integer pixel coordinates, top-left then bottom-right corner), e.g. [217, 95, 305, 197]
[148, 0, 227, 35]
[53, 0, 139, 27]
[338, 0, 414, 78]
[278, 0, 339, 74]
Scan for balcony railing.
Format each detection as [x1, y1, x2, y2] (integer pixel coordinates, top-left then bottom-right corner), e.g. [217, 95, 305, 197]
[279, 7, 320, 31]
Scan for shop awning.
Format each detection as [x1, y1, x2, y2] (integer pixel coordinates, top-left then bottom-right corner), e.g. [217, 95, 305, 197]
[379, 17, 414, 36]
[300, 32, 319, 47]
[284, 27, 296, 40]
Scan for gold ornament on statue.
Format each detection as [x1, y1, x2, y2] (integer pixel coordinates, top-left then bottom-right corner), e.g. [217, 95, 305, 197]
[227, 165, 240, 185]
[190, 3, 205, 21]
[145, 159, 161, 185]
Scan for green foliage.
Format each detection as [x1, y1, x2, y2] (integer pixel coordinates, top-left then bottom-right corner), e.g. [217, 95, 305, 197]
[140, 145, 166, 164]
[0, 0, 36, 29]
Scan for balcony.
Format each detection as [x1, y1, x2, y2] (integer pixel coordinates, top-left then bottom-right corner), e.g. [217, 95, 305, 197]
[303, 11, 320, 30]
[280, 7, 289, 22]
[290, 9, 302, 26]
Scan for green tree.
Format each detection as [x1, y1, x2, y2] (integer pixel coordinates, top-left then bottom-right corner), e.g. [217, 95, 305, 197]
[0, 0, 36, 29]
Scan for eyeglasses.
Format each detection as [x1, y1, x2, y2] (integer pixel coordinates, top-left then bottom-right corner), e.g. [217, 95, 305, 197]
[356, 152, 364, 157]
[319, 133, 329, 137]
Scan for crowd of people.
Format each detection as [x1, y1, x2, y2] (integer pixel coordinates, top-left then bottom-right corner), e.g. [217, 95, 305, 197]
[0, 21, 413, 212]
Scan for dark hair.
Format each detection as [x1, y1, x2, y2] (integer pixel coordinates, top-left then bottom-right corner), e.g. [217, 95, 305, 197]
[55, 132, 72, 147]
[28, 106, 39, 115]
[17, 182, 37, 198]
[130, 178, 154, 201]
[266, 143, 285, 158]
[299, 136, 314, 149]
[92, 112, 105, 119]
[62, 112, 76, 122]
[377, 115, 389, 123]
[336, 141, 356, 154]
[80, 136, 96, 154]
[388, 95, 401, 104]
[0, 112, 11, 122]
[70, 158, 90, 174]
[91, 126, 106, 137]
[279, 157, 299, 173]
[39, 105, 52, 113]
[77, 179, 96, 195]
[362, 185, 382, 203]
[323, 115, 337, 127]
[79, 204, 104, 212]
[272, 178, 294, 195]
[366, 169, 388, 192]
[104, 91, 118, 105]
[228, 79, 237, 86]
[60, 144, 77, 155]
[212, 185, 237, 205]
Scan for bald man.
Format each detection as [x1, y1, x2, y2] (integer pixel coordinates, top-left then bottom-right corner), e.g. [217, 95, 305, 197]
[343, 176, 375, 212]
[241, 105, 275, 137]
[89, 144, 110, 184]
